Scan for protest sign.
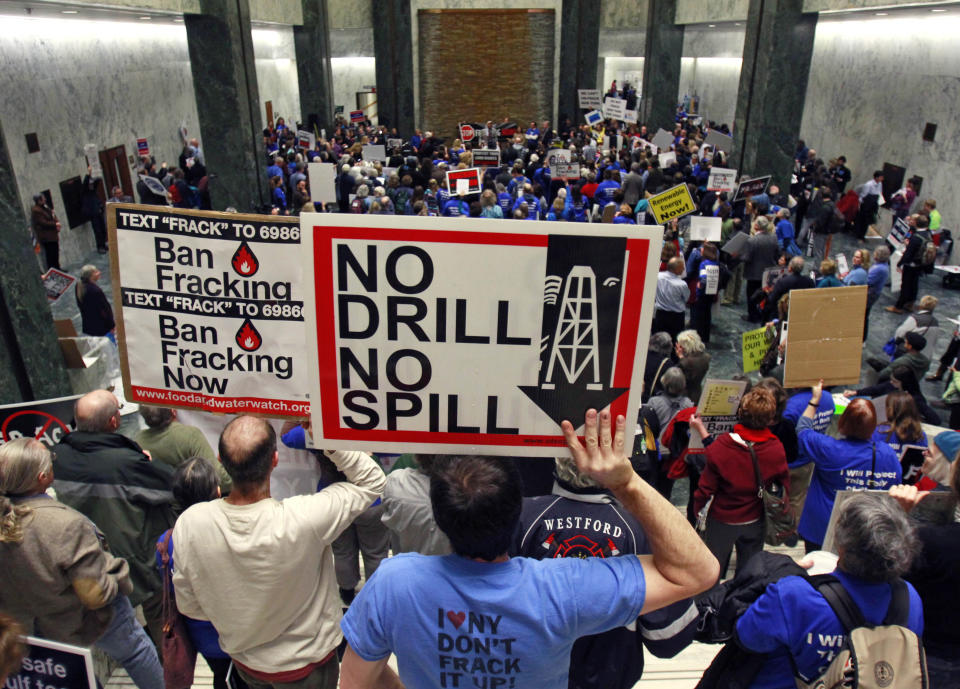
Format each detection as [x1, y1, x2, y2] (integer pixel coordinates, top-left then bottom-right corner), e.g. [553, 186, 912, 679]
[721, 232, 749, 256]
[658, 151, 677, 169]
[602, 97, 627, 121]
[762, 266, 786, 290]
[651, 129, 674, 154]
[704, 129, 733, 152]
[387, 138, 403, 150]
[136, 138, 149, 157]
[734, 175, 771, 203]
[362, 144, 386, 162]
[890, 250, 904, 292]
[350, 110, 364, 122]
[472, 148, 501, 167]
[41, 268, 76, 301]
[688, 216, 722, 242]
[6, 637, 97, 689]
[553, 162, 581, 181]
[888, 217, 909, 250]
[545, 148, 571, 168]
[138, 175, 169, 202]
[0, 394, 80, 447]
[297, 129, 315, 151]
[783, 285, 867, 388]
[742, 326, 771, 373]
[83, 144, 102, 179]
[459, 123, 476, 143]
[299, 215, 664, 457]
[647, 184, 696, 225]
[633, 138, 656, 154]
[836, 253, 849, 278]
[445, 168, 482, 196]
[578, 89, 602, 110]
[707, 167, 738, 193]
[307, 162, 337, 204]
[689, 379, 748, 449]
[584, 110, 603, 126]
[108, 204, 310, 417]
[623, 109, 638, 124]
[704, 264, 719, 294]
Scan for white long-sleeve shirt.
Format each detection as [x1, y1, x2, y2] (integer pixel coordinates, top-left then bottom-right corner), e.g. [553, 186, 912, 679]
[172, 450, 385, 673]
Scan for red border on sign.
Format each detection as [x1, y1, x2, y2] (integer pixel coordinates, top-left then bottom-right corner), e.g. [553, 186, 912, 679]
[130, 386, 309, 417]
[314, 226, 650, 445]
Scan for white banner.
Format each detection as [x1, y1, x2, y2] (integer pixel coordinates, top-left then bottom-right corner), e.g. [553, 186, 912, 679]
[707, 167, 738, 193]
[307, 162, 337, 204]
[602, 97, 627, 121]
[578, 89, 602, 110]
[689, 216, 722, 242]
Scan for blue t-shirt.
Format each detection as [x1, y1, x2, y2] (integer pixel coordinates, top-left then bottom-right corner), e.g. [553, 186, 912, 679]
[737, 571, 923, 689]
[341, 553, 646, 689]
[783, 392, 834, 468]
[796, 418, 902, 544]
[842, 266, 868, 286]
[594, 180, 621, 206]
[871, 424, 928, 485]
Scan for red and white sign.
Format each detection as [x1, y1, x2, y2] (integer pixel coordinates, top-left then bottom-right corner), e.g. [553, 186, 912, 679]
[445, 167, 482, 196]
[459, 123, 476, 143]
[350, 110, 364, 122]
[299, 215, 663, 456]
[136, 138, 149, 156]
[109, 204, 309, 417]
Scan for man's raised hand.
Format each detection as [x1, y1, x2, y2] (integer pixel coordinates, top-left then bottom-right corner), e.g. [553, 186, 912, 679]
[561, 408, 634, 493]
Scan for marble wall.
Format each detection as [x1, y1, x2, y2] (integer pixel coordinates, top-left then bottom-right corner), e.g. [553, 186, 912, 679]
[331, 58, 377, 116]
[675, 0, 749, 24]
[327, 0, 375, 119]
[0, 15, 200, 268]
[252, 26, 301, 128]
[801, 12, 960, 240]
[678, 25, 745, 127]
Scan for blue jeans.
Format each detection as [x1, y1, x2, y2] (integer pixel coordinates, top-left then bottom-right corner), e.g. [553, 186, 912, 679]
[95, 596, 164, 689]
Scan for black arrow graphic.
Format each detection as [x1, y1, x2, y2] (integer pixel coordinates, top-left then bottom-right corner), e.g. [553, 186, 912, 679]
[519, 382, 628, 429]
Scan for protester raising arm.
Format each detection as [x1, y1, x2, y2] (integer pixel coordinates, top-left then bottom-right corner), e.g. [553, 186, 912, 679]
[561, 409, 719, 613]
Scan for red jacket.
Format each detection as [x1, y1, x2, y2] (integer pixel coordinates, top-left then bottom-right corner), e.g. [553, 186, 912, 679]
[693, 430, 788, 524]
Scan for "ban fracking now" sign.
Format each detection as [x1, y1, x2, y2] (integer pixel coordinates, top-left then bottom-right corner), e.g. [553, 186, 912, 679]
[300, 215, 662, 456]
[108, 204, 310, 417]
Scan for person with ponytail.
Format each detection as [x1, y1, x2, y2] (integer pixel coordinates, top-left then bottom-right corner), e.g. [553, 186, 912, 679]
[872, 391, 929, 485]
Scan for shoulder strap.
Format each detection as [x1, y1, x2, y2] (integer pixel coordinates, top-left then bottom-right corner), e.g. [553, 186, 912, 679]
[868, 442, 877, 489]
[883, 579, 910, 626]
[735, 435, 764, 496]
[809, 574, 867, 632]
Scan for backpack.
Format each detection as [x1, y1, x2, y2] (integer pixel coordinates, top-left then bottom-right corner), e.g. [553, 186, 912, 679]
[350, 196, 366, 213]
[796, 576, 928, 689]
[394, 187, 411, 215]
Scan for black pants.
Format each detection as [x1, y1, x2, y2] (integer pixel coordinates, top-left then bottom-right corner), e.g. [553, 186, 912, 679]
[745, 279, 763, 321]
[90, 213, 107, 250]
[205, 657, 249, 689]
[41, 240, 59, 271]
[653, 308, 685, 341]
[940, 337, 960, 368]
[896, 266, 922, 308]
[690, 298, 713, 343]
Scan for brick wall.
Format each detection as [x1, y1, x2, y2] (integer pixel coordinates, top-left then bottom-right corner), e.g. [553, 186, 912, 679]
[418, 9, 555, 141]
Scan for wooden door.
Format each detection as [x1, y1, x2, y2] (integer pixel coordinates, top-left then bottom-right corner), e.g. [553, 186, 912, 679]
[99, 145, 133, 200]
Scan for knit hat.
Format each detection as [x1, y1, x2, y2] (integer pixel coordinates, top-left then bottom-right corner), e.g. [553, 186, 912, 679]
[905, 332, 927, 351]
[934, 431, 960, 463]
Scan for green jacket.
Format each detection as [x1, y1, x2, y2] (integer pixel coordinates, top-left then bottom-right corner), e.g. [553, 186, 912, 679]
[878, 350, 930, 383]
[135, 421, 232, 493]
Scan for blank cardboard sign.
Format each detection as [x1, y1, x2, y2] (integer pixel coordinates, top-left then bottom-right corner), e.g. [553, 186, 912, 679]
[783, 286, 867, 388]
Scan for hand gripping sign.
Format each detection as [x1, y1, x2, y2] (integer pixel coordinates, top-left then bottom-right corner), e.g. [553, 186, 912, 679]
[300, 215, 664, 457]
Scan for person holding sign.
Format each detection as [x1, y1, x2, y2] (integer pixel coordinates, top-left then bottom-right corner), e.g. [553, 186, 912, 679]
[796, 383, 901, 552]
[0, 438, 164, 689]
[690, 243, 724, 343]
[738, 217, 780, 324]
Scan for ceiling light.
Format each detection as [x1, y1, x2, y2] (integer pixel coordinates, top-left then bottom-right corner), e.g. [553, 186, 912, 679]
[734, 22, 741, 26]
[875, 12, 888, 15]
[174, 17, 183, 21]
[708, 24, 716, 27]
[931, 8, 947, 11]
[61, 9, 78, 13]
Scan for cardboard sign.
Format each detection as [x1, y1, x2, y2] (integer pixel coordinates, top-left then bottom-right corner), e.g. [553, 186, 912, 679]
[647, 184, 696, 225]
[742, 326, 771, 373]
[7, 637, 97, 689]
[350, 110, 365, 122]
[41, 268, 76, 301]
[783, 285, 867, 388]
[83, 143, 102, 180]
[658, 151, 677, 169]
[578, 89, 602, 110]
[0, 394, 80, 446]
[602, 97, 627, 121]
[734, 175, 771, 203]
[688, 216, 722, 242]
[623, 109, 638, 124]
[307, 162, 337, 204]
[362, 144, 387, 162]
[704, 264, 719, 295]
[545, 149, 571, 168]
[472, 149, 501, 167]
[707, 167, 738, 193]
[689, 378, 748, 449]
[459, 123, 476, 143]
[651, 129, 674, 154]
[445, 168, 482, 196]
[704, 129, 733, 152]
[584, 110, 603, 127]
[297, 129, 315, 150]
[108, 204, 310, 417]
[136, 137, 149, 157]
[554, 162, 581, 181]
[299, 215, 664, 457]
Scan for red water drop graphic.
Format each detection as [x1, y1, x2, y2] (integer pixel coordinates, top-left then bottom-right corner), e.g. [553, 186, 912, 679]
[235, 319, 263, 351]
[231, 241, 259, 277]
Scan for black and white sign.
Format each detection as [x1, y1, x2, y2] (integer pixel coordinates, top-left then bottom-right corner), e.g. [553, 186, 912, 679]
[0, 394, 80, 447]
[734, 175, 771, 203]
[300, 215, 663, 456]
[578, 89, 602, 110]
[602, 97, 627, 121]
[6, 637, 96, 689]
[472, 149, 501, 168]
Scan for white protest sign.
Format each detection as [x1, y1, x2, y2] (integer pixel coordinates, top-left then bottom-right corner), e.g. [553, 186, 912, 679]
[139, 174, 170, 204]
[362, 144, 387, 162]
[297, 129, 316, 150]
[387, 138, 403, 150]
[704, 264, 719, 295]
[651, 128, 674, 153]
[836, 253, 849, 278]
[7, 637, 97, 689]
[308, 162, 337, 204]
[623, 109, 638, 124]
[553, 162, 581, 181]
[688, 216, 722, 242]
[299, 215, 664, 457]
[707, 167, 738, 193]
[705, 129, 733, 152]
[603, 97, 627, 121]
[658, 151, 677, 169]
[890, 251, 904, 292]
[108, 204, 310, 417]
[578, 89, 602, 110]
[545, 148, 571, 168]
[84, 144, 102, 180]
[634, 138, 656, 153]
[456, 179, 469, 196]
[584, 110, 603, 126]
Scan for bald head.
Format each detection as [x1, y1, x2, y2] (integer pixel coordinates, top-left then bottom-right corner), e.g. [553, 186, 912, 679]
[218, 416, 277, 486]
[75, 390, 121, 432]
[668, 256, 685, 275]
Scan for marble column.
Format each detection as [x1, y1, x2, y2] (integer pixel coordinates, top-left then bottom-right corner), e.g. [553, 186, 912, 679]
[185, 0, 266, 211]
[373, 0, 414, 135]
[0, 121, 72, 402]
[640, 0, 683, 130]
[558, 0, 600, 125]
[295, 0, 335, 132]
[730, 0, 816, 188]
